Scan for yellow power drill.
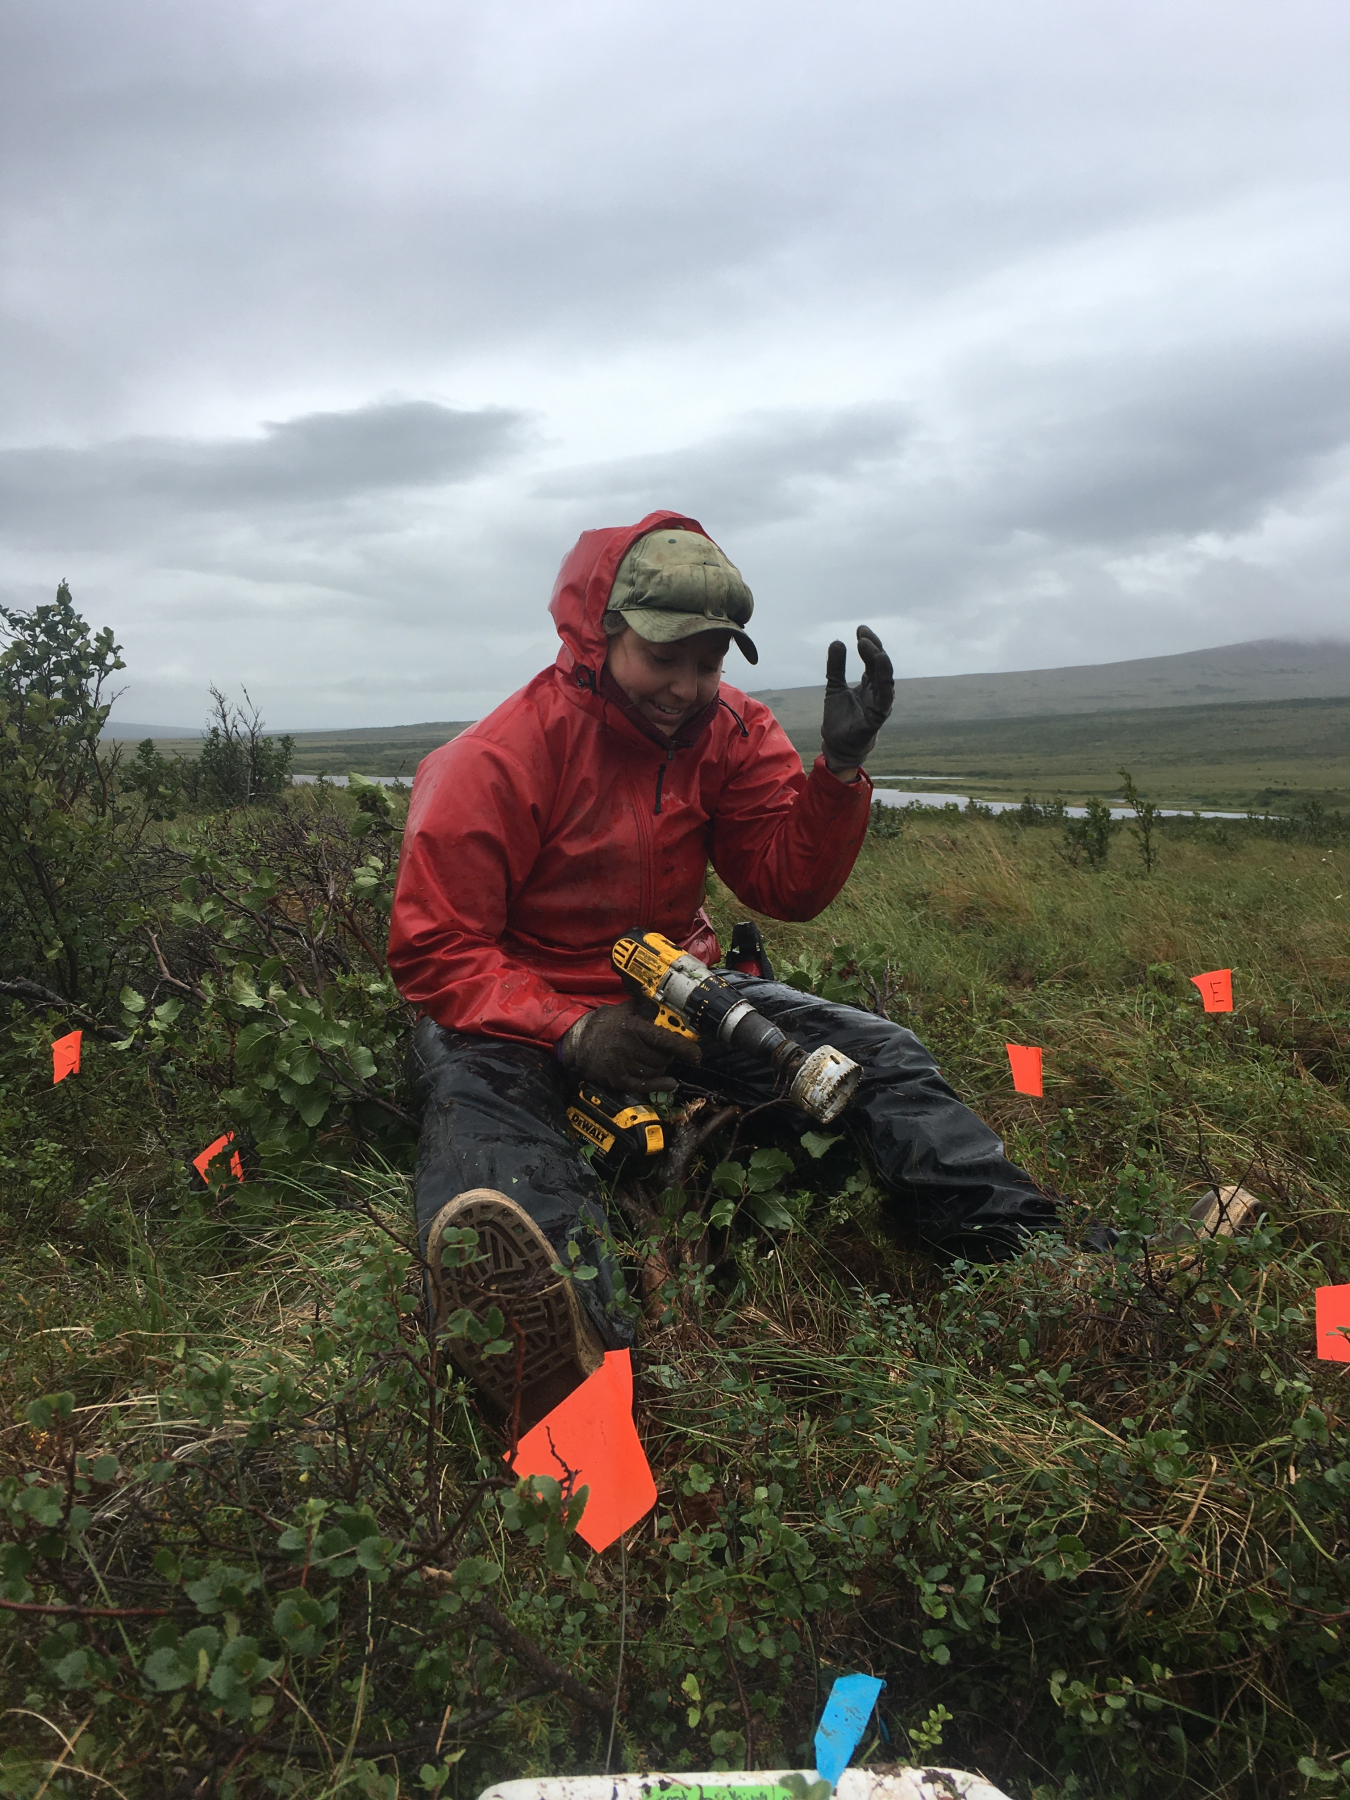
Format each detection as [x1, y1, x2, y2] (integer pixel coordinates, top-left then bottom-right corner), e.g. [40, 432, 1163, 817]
[611, 929, 861, 1125]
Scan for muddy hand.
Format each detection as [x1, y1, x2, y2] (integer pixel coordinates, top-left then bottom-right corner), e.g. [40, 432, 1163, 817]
[558, 998, 702, 1093]
[821, 626, 894, 774]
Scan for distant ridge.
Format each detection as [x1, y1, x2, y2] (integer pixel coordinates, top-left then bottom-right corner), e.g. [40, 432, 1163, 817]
[103, 717, 479, 778]
[103, 716, 468, 744]
[750, 638, 1350, 735]
[102, 638, 1350, 774]
[103, 720, 204, 740]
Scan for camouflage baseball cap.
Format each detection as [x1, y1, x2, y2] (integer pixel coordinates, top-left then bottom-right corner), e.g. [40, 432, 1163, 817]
[608, 529, 758, 663]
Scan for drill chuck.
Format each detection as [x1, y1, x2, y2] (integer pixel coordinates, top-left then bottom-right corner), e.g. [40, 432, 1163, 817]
[645, 949, 757, 1045]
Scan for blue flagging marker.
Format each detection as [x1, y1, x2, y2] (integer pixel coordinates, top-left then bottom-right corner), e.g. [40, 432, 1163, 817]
[814, 1672, 885, 1787]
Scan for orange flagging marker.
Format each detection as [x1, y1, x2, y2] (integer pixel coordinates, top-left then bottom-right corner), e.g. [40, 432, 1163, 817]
[1190, 969, 1233, 1012]
[1005, 1043, 1043, 1096]
[52, 1029, 82, 1084]
[1315, 1286, 1350, 1363]
[507, 1350, 656, 1552]
[192, 1132, 244, 1183]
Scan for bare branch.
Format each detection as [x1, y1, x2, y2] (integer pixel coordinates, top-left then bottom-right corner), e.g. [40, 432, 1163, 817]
[0, 978, 123, 1041]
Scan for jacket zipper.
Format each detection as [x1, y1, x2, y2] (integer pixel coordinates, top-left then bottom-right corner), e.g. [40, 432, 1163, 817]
[654, 747, 674, 814]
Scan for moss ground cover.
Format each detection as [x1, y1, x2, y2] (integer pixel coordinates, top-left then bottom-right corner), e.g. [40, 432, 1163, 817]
[1, 782, 1348, 1798]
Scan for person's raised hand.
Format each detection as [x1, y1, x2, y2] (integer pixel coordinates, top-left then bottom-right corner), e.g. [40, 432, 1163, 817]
[821, 626, 895, 775]
[558, 998, 702, 1093]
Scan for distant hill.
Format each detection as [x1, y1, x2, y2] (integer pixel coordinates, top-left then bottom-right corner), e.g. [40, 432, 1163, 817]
[101, 638, 1350, 789]
[751, 638, 1350, 734]
[277, 720, 477, 776]
[103, 720, 204, 740]
[103, 718, 478, 778]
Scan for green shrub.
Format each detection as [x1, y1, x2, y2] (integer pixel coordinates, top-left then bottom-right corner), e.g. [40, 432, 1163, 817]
[0, 584, 140, 1005]
[121, 689, 296, 816]
[869, 799, 904, 840]
[1062, 795, 1119, 869]
[115, 784, 416, 1173]
[191, 686, 295, 808]
[1118, 766, 1162, 874]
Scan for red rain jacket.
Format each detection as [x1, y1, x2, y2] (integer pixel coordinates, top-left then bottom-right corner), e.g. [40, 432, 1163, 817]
[386, 510, 872, 1049]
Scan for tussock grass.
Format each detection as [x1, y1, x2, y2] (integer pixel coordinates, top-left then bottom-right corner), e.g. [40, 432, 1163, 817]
[1, 813, 1347, 1798]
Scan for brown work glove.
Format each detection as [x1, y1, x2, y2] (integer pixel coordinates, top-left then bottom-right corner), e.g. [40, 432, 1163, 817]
[821, 625, 895, 774]
[558, 999, 702, 1093]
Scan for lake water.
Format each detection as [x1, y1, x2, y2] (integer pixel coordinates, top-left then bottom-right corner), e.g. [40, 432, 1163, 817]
[292, 773, 406, 787]
[291, 772, 1247, 821]
[869, 786, 1247, 819]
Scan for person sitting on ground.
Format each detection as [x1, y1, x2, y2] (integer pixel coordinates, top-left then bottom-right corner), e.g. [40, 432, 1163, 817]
[387, 510, 1067, 1426]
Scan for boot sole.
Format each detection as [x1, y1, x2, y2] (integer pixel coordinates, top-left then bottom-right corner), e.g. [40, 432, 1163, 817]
[1148, 1184, 1265, 1263]
[1190, 1183, 1264, 1238]
[427, 1188, 604, 1413]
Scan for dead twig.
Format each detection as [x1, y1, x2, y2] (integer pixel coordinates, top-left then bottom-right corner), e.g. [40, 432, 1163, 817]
[0, 1598, 171, 1619]
[145, 931, 208, 1003]
[0, 979, 123, 1040]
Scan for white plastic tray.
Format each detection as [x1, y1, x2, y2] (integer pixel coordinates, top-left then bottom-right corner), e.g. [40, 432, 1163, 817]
[477, 1768, 1013, 1800]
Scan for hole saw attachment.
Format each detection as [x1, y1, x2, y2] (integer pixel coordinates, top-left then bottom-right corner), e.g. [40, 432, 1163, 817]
[611, 928, 862, 1125]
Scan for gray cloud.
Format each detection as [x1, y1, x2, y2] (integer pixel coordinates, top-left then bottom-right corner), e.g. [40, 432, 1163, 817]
[1, 0, 1347, 726]
[977, 341, 1350, 543]
[535, 406, 911, 531]
[0, 403, 527, 545]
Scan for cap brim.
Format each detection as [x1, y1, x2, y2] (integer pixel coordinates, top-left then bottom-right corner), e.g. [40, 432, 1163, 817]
[619, 608, 758, 665]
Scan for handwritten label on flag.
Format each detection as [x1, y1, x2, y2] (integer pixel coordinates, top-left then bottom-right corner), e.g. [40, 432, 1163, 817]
[52, 1030, 82, 1084]
[1190, 969, 1233, 1012]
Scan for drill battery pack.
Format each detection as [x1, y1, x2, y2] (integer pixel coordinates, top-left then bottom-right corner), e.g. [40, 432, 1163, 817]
[565, 1081, 665, 1169]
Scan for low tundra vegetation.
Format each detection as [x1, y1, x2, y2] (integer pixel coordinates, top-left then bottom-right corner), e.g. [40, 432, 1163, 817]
[0, 592, 1347, 1798]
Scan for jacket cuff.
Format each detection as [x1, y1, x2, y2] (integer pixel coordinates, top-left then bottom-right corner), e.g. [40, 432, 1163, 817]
[549, 1002, 591, 1053]
[809, 753, 873, 796]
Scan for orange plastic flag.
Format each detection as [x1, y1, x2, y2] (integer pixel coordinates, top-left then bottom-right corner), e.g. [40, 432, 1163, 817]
[1315, 1285, 1350, 1362]
[1190, 969, 1233, 1012]
[1005, 1043, 1043, 1096]
[52, 1029, 82, 1084]
[192, 1132, 244, 1183]
[507, 1350, 656, 1552]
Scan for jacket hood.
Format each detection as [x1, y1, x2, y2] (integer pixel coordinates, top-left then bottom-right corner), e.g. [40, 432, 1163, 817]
[548, 509, 708, 677]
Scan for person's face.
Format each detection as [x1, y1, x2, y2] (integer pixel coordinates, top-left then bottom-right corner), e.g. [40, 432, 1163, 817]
[604, 626, 731, 735]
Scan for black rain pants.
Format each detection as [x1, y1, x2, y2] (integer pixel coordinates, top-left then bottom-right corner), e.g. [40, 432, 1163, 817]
[406, 972, 1060, 1352]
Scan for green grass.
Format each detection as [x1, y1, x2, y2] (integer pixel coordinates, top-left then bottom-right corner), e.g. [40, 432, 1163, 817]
[714, 814, 1350, 1198]
[787, 695, 1350, 811]
[2, 809, 1348, 1797]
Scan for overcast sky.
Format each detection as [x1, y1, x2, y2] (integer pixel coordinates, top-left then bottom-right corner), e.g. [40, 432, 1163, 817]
[2, 0, 1347, 729]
